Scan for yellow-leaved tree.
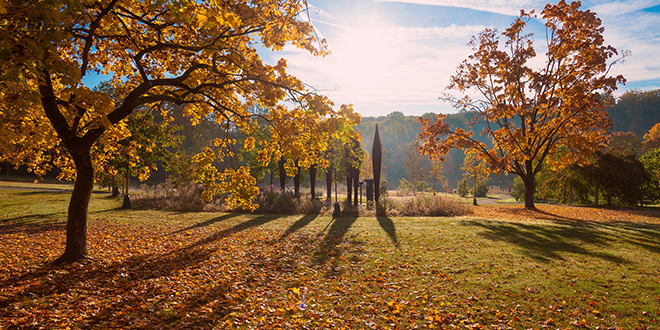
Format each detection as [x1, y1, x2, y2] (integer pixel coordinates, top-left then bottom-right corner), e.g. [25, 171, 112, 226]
[418, 0, 625, 209]
[0, 0, 360, 263]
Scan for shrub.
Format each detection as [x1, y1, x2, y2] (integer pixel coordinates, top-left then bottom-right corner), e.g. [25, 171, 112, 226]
[132, 181, 215, 212]
[378, 195, 473, 217]
[473, 180, 489, 197]
[511, 177, 525, 201]
[251, 186, 324, 214]
[457, 179, 469, 197]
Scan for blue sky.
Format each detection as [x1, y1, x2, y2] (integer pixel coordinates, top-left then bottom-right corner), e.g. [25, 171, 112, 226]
[273, 0, 660, 117]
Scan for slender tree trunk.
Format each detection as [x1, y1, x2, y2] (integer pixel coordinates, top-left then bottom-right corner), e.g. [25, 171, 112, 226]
[353, 170, 359, 206]
[278, 158, 286, 191]
[523, 161, 535, 209]
[293, 160, 300, 198]
[310, 165, 316, 200]
[594, 179, 599, 206]
[326, 164, 332, 201]
[347, 173, 352, 204]
[55, 147, 95, 264]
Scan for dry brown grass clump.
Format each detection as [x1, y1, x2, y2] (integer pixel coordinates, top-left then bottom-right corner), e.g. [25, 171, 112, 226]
[378, 195, 474, 217]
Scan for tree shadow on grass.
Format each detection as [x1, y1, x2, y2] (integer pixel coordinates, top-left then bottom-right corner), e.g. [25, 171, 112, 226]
[377, 216, 399, 247]
[170, 212, 243, 234]
[0, 213, 291, 329]
[586, 220, 660, 255]
[0, 242, 233, 329]
[0, 213, 65, 235]
[461, 219, 630, 264]
[189, 214, 283, 248]
[501, 206, 660, 253]
[315, 215, 358, 267]
[279, 213, 319, 240]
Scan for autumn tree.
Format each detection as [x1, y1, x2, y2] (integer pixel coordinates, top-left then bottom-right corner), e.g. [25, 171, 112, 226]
[643, 123, 660, 151]
[0, 0, 359, 263]
[429, 157, 448, 194]
[461, 152, 490, 205]
[418, 0, 626, 208]
[607, 132, 644, 157]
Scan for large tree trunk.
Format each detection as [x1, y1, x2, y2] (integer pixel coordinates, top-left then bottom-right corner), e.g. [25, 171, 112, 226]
[55, 147, 95, 264]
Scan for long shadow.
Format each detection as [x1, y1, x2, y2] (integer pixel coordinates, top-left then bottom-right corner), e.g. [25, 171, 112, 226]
[315, 215, 358, 265]
[0, 213, 65, 235]
[0, 212, 288, 329]
[377, 216, 399, 247]
[189, 214, 282, 248]
[0, 239, 230, 329]
[461, 219, 630, 264]
[1, 212, 65, 223]
[586, 221, 660, 255]
[279, 213, 319, 240]
[170, 213, 242, 235]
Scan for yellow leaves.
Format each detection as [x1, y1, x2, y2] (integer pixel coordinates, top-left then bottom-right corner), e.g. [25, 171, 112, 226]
[244, 136, 255, 152]
[644, 123, 660, 142]
[223, 12, 242, 30]
[196, 13, 208, 28]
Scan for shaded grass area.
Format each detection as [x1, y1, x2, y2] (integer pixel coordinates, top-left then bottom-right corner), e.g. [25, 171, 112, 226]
[1, 189, 660, 329]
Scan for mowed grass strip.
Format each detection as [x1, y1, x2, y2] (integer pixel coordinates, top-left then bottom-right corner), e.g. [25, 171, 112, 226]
[1, 189, 659, 329]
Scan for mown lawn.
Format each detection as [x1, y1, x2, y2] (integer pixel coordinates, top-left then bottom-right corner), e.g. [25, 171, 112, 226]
[1, 187, 659, 329]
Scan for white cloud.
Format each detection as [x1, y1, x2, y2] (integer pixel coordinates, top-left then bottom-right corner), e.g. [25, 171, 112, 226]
[385, 24, 489, 40]
[591, 0, 660, 16]
[376, 0, 545, 16]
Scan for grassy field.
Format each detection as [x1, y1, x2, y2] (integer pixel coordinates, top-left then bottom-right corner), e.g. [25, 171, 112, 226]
[1, 187, 659, 329]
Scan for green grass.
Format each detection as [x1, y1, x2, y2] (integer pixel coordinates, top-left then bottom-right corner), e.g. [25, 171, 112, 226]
[1, 187, 659, 329]
[0, 178, 109, 193]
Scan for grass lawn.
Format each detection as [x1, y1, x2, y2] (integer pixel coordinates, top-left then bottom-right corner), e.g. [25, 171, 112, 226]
[1, 188, 659, 329]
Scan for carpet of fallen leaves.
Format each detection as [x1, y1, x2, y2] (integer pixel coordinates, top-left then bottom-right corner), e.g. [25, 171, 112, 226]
[474, 204, 660, 224]
[2, 200, 660, 329]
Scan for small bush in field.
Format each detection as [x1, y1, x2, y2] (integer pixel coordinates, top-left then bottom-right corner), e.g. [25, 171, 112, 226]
[249, 185, 325, 214]
[132, 181, 219, 212]
[379, 195, 473, 217]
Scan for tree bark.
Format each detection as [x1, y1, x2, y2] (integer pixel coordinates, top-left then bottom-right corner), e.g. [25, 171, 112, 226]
[54, 146, 95, 264]
[523, 161, 535, 209]
[353, 170, 359, 206]
[310, 165, 316, 200]
[278, 158, 286, 191]
[346, 173, 352, 204]
[326, 164, 332, 201]
[293, 160, 300, 198]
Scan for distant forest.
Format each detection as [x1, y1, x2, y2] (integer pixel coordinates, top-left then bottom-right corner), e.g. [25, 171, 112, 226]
[356, 89, 660, 190]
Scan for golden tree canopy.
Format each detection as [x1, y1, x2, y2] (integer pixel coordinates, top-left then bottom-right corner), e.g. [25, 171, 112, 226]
[0, 0, 360, 210]
[418, 0, 625, 208]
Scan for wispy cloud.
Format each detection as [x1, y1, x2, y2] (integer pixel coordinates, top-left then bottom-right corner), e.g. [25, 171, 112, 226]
[376, 0, 544, 16]
[591, 0, 660, 16]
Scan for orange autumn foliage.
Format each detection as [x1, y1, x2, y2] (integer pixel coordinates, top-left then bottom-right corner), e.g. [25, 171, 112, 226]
[418, 0, 626, 209]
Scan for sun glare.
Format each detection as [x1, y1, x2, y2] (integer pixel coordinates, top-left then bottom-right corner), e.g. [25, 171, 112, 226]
[332, 28, 394, 92]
